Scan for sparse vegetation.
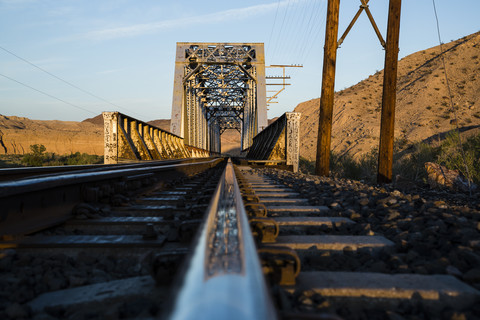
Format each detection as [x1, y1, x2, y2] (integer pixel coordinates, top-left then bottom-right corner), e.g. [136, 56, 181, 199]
[299, 132, 480, 186]
[22, 144, 46, 167]
[15, 144, 103, 167]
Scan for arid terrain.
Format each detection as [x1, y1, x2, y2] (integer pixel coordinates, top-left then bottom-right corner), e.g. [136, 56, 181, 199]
[296, 31, 480, 160]
[1, 32, 479, 160]
[0, 115, 104, 155]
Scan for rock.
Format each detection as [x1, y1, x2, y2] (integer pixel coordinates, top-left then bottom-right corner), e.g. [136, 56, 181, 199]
[463, 268, 480, 282]
[425, 162, 477, 192]
[433, 200, 447, 209]
[369, 261, 388, 273]
[76, 252, 97, 265]
[67, 273, 87, 287]
[406, 250, 419, 262]
[330, 202, 341, 210]
[446, 265, 463, 277]
[6, 303, 29, 318]
[469, 240, 480, 249]
[358, 198, 370, 206]
[350, 211, 361, 220]
[387, 311, 407, 320]
[386, 210, 401, 221]
[73, 203, 99, 217]
[391, 190, 403, 197]
[44, 272, 65, 291]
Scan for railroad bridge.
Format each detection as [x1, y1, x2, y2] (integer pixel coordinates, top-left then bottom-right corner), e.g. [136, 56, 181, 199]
[103, 42, 300, 172]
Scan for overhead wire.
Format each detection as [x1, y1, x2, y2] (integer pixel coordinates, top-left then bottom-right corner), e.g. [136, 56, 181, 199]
[266, 0, 282, 55]
[268, 0, 327, 66]
[431, 0, 473, 193]
[0, 45, 147, 119]
[298, 1, 326, 63]
[295, 0, 321, 61]
[280, 0, 302, 61]
[302, 3, 328, 62]
[0, 71, 97, 115]
[265, 0, 327, 110]
[282, 0, 311, 63]
[269, 0, 292, 62]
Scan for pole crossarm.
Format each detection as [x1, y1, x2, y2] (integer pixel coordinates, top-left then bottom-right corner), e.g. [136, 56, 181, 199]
[337, 0, 386, 48]
[266, 65, 302, 106]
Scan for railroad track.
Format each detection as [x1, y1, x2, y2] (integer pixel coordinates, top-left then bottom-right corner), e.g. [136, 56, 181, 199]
[1, 160, 479, 319]
[239, 167, 480, 319]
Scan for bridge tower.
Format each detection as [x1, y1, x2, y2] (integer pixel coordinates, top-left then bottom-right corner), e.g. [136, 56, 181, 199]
[171, 43, 267, 153]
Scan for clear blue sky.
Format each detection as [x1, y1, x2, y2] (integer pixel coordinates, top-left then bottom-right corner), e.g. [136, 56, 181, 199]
[1, 0, 479, 122]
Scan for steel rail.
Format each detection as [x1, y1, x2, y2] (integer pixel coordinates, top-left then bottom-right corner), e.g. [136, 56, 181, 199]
[167, 159, 277, 320]
[0, 158, 214, 182]
[0, 158, 224, 236]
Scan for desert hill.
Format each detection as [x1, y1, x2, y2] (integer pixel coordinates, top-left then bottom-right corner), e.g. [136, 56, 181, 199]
[295, 31, 480, 161]
[0, 114, 104, 155]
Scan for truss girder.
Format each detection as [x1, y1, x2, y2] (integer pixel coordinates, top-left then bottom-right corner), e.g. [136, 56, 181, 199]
[171, 43, 267, 151]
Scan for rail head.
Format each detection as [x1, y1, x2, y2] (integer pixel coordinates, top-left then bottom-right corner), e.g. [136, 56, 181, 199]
[167, 159, 277, 320]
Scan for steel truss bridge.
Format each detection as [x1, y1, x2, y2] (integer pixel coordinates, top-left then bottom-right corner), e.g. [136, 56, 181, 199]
[103, 42, 300, 172]
[171, 43, 267, 152]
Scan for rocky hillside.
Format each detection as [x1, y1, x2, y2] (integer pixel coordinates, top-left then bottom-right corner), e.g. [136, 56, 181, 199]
[0, 115, 103, 155]
[295, 31, 480, 161]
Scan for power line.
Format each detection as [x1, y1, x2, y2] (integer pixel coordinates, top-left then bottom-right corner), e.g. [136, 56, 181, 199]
[0, 71, 97, 115]
[270, 0, 292, 62]
[266, 0, 282, 55]
[432, 0, 472, 194]
[0, 45, 147, 119]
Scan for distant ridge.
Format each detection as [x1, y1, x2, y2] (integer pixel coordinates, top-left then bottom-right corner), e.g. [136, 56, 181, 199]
[82, 114, 103, 126]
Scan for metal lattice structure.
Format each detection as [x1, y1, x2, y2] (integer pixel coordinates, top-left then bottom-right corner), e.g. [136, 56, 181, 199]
[171, 43, 267, 152]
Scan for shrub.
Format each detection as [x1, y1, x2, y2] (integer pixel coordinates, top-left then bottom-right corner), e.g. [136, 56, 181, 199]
[393, 142, 438, 182]
[21, 144, 103, 167]
[299, 157, 315, 174]
[22, 144, 47, 167]
[437, 131, 480, 183]
[299, 131, 480, 185]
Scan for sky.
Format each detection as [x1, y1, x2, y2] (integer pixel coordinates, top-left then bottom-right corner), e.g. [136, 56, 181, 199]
[0, 0, 479, 123]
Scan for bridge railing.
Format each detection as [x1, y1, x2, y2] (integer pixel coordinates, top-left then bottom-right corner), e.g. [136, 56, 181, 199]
[245, 112, 300, 172]
[103, 112, 215, 164]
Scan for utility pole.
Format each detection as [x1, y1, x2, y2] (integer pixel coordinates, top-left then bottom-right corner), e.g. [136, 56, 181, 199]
[377, 0, 402, 183]
[315, 0, 340, 176]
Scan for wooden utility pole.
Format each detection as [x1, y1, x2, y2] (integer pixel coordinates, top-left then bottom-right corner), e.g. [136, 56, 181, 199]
[377, 0, 402, 183]
[315, 0, 340, 176]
